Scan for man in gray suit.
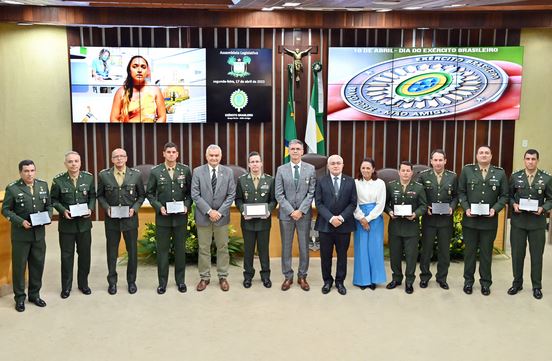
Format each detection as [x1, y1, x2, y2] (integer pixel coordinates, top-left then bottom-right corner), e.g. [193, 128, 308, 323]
[191, 144, 236, 292]
[275, 139, 316, 291]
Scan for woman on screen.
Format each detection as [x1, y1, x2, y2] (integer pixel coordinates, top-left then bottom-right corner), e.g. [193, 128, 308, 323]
[352, 158, 387, 290]
[110, 55, 166, 123]
[92, 48, 111, 80]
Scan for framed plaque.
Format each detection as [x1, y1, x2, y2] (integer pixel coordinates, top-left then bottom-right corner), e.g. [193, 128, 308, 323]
[30, 211, 51, 226]
[166, 201, 186, 214]
[519, 198, 539, 212]
[110, 206, 130, 218]
[470, 203, 490, 216]
[431, 202, 451, 215]
[69, 203, 90, 217]
[393, 204, 413, 217]
[244, 203, 269, 218]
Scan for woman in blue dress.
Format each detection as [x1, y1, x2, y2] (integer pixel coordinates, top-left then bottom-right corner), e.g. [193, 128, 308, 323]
[353, 158, 387, 289]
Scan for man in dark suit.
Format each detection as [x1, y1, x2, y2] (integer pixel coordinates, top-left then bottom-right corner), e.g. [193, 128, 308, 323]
[51, 151, 96, 298]
[385, 161, 427, 294]
[146, 142, 192, 294]
[508, 149, 552, 300]
[458, 145, 508, 296]
[314, 154, 357, 295]
[191, 144, 236, 292]
[235, 151, 277, 288]
[2, 160, 52, 312]
[275, 139, 316, 291]
[97, 148, 146, 295]
[417, 149, 457, 290]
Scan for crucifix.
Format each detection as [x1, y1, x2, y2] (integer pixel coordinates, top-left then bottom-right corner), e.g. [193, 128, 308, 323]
[279, 45, 318, 84]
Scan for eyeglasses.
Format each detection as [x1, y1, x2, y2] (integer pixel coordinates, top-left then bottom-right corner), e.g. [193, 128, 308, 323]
[112, 155, 127, 159]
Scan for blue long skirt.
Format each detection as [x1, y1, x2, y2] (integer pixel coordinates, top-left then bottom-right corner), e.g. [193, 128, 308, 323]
[352, 203, 387, 286]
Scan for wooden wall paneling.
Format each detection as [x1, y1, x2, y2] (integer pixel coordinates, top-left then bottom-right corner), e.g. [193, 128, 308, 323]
[475, 120, 490, 149]
[384, 120, 399, 170]
[103, 27, 118, 46]
[409, 121, 419, 165]
[122, 124, 135, 165]
[261, 28, 274, 174]
[119, 27, 131, 47]
[155, 124, 170, 163]
[398, 121, 411, 164]
[417, 121, 430, 165]
[326, 29, 340, 163]
[464, 121, 476, 166]
[500, 120, 516, 176]
[506, 29, 521, 46]
[433, 29, 449, 47]
[107, 123, 122, 159]
[430, 120, 445, 157]
[388, 29, 403, 47]
[373, 122, 386, 167]
[452, 121, 463, 174]
[448, 29, 461, 46]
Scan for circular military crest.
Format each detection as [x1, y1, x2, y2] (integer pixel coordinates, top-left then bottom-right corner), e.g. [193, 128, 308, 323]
[342, 54, 508, 120]
[230, 89, 248, 112]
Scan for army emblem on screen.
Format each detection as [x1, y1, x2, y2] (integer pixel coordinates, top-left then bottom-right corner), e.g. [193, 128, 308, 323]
[341, 54, 508, 120]
[230, 89, 249, 112]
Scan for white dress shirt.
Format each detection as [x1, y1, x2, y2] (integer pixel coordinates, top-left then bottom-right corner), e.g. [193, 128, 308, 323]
[354, 178, 386, 222]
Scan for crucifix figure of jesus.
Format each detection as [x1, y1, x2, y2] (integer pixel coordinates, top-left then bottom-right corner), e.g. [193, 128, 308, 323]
[283, 46, 313, 83]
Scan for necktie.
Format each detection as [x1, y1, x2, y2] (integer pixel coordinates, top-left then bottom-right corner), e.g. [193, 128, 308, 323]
[436, 172, 442, 185]
[116, 171, 124, 186]
[168, 167, 174, 179]
[29, 184, 34, 195]
[481, 168, 487, 179]
[71, 176, 78, 187]
[333, 176, 340, 196]
[253, 176, 259, 189]
[211, 168, 217, 192]
[402, 184, 407, 192]
[293, 165, 299, 187]
[528, 174, 534, 185]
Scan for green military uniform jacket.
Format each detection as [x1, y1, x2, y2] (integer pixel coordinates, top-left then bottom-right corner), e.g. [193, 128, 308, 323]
[235, 173, 277, 232]
[510, 169, 552, 230]
[418, 168, 458, 227]
[458, 164, 509, 230]
[97, 166, 145, 232]
[146, 163, 192, 227]
[2, 178, 53, 242]
[385, 180, 427, 237]
[51, 171, 96, 233]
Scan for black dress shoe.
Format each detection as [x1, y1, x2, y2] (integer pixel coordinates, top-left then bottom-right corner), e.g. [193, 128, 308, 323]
[177, 284, 187, 293]
[463, 285, 473, 294]
[386, 280, 401, 289]
[243, 279, 252, 288]
[321, 282, 332, 294]
[405, 284, 414, 294]
[79, 286, 92, 295]
[437, 281, 449, 290]
[262, 279, 272, 288]
[533, 288, 543, 300]
[15, 301, 25, 312]
[108, 284, 117, 295]
[481, 286, 491, 296]
[368, 284, 376, 290]
[507, 285, 522, 295]
[30, 298, 47, 307]
[60, 289, 71, 299]
[419, 280, 428, 288]
[157, 285, 166, 294]
[336, 283, 347, 295]
[128, 283, 137, 294]
[358, 285, 368, 290]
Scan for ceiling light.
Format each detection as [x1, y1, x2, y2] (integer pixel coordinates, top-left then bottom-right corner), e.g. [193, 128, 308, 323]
[282, 2, 301, 7]
[404, 6, 423, 10]
[444, 4, 466, 8]
[3, 0, 25, 4]
[375, 8, 393, 12]
[373, 0, 400, 4]
[262, 7, 274, 11]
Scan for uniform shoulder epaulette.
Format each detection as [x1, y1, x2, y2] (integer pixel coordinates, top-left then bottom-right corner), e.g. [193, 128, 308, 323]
[81, 170, 92, 176]
[464, 163, 476, 167]
[7, 181, 17, 187]
[99, 168, 110, 174]
[35, 178, 48, 184]
[53, 172, 65, 179]
[151, 164, 164, 170]
[539, 169, 550, 176]
[512, 168, 524, 175]
[492, 165, 504, 170]
[413, 181, 423, 186]
[445, 169, 456, 175]
[129, 167, 141, 173]
[419, 168, 431, 174]
[388, 180, 399, 185]
[238, 173, 248, 180]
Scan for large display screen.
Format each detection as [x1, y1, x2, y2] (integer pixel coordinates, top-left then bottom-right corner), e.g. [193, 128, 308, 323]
[328, 47, 524, 121]
[206, 48, 272, 122]
[70, 46, 206, 123]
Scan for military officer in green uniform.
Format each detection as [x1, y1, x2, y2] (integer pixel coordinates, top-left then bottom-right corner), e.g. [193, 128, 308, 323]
[235, 151, 277, 289]
[507, 149, 552, 300]
[51, 151, 96, 299]
[417, 149, 457, 290]
[2, 160, 52, 312]
[458, 145, 508, 296]
[385, 161, 427, 294]
[97, 148, 145, 295]
[146, 142, 192, 294]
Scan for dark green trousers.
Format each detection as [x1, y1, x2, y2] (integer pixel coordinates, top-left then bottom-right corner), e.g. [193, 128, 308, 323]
[156, 225, 187, 287]
[389, 235, 419, 284]
[463, 226, 497, 288]
[243, 229, 271, 281]
[420, 225, 452, 283]
[510, 226, 545, 289]
[12, 237, 46, 302]
[106, 228, 138, 286]
[59, 231, 91, 291]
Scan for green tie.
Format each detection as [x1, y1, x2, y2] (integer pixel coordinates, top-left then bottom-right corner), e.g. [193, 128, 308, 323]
[293, 165, 299, 187]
